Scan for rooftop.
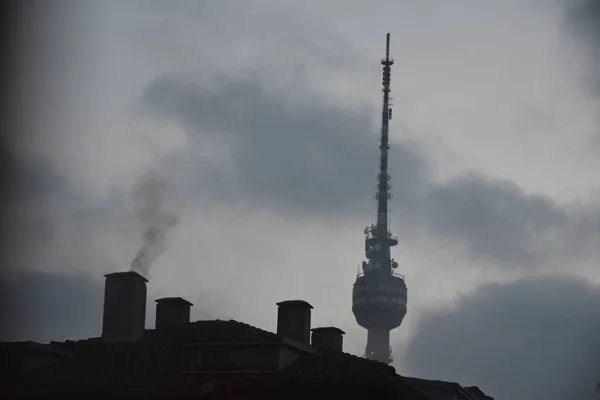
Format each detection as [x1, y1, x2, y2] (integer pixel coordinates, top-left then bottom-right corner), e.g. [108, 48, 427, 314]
[7, 319, 408, 394]
[104, 270, 148, 283]
[3, 321, 495, 399]
[404, 377, 486, 400]
[155, 297, 194, 306]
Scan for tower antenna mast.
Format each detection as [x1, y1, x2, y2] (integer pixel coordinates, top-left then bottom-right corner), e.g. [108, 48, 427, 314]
[376, 32, 393, 258]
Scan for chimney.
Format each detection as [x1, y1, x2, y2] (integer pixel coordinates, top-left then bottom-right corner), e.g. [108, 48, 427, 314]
[101, 271, 148, 342]
[276, 300, 313, 345]
[155, 297, 193, 329]
[311, 327, 345, 352]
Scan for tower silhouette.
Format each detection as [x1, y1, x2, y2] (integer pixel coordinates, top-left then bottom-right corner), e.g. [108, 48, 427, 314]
[351, 33, 407, 364]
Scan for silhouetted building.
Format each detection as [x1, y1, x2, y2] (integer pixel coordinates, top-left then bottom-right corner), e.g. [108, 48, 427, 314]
[1, 271, 493, 399]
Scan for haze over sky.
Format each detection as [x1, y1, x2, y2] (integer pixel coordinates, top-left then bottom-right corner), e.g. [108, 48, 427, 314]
[2, 1, 600, 399]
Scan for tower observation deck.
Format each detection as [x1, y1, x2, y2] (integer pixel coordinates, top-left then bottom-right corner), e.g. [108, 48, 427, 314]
[351, 33, 407, 364]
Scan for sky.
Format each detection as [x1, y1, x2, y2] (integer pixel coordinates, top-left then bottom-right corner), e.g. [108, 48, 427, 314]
[1, 0, 600, 399]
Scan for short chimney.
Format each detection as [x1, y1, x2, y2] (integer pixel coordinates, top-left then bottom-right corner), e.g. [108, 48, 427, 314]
[311, 327, 345, 352]
[101, 271, 148, 342]
[155, 297, 193, 329]
[276, 300, 313, 345]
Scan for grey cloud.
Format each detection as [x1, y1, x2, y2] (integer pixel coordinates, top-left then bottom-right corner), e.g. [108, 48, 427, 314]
[403, 275, 600, 400]
[573, 0, 600, 140]
[0, 269, 224, 343]
[134, 0, 360, 69]
[0, 152, 106, 343]
[141, 76, 600, 270]
[0, 270, 104, 343]
[568, 0, 600, 92]
[0, 147, 119, 274]
[0, 146, 73, 256]
[0, 149, 219, 332]
[143, 76, 429, 217]
[0, 145, 68, 207]
[422, 173, 598, 268]
[569, 0, 600, 50]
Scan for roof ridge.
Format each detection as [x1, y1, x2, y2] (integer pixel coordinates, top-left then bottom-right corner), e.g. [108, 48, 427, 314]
[324, 347, 394, 367]
[226, 319, 277, 336]
[404, 376, 462, 386]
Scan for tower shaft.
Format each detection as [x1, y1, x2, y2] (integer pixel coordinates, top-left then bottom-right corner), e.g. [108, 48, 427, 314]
[367, 327, 391, 363]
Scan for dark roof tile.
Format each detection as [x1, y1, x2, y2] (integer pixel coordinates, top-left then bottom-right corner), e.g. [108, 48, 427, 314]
[404, 377, 480, 399]
[278, 347, 396, 382]
[14, 320, 435, 397]
[19, 319, 279, 391]
[175, 319, 278, 341]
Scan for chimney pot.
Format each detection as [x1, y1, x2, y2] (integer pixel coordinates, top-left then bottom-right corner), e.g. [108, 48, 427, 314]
[101, 271, 148, 342]
[155, 297, 193, 329]
[276, 300, 313, 345]
[311, 327, 345, 352]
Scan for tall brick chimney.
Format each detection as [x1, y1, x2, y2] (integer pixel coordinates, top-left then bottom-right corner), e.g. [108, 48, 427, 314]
[101, 271, 148, 342]
[155, 297, 193, 329]
[276, 300, 313, 345]
[311, 327, 345, 352]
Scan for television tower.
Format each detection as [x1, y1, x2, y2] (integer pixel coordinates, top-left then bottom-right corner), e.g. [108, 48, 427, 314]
[351, 33, 408, 364]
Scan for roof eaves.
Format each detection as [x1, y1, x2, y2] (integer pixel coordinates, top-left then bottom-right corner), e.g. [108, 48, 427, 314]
[404, 377, 481, 400]
[25, 341, 75, 359]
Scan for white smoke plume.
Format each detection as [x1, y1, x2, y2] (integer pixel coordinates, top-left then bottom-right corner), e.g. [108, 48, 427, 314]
[130, 171, 178, 278]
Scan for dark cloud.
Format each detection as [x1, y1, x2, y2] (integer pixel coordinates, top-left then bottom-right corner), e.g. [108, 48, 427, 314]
[0, 150, 220, 344]
[569, 0, 600, 49]
[0, 270, 104, 343]
[403, 275, 600, 400]
[0, 147, 73, 262]
[142, 76, 429, 218]
[0, 147, 118, 277]
[0, 269, 225, 343]
[567, 0, 600, 92]
[0, 145, 67, 207]
[422, 173, 599, 268]
[141, 76, 600, 270]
